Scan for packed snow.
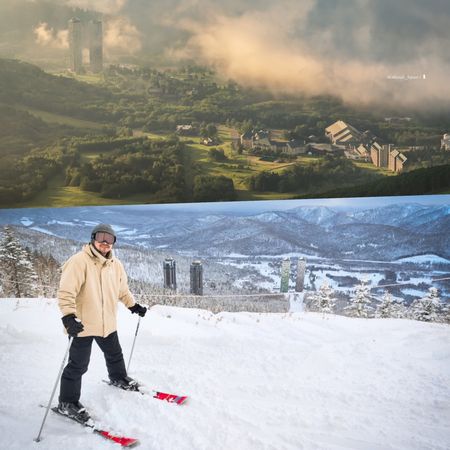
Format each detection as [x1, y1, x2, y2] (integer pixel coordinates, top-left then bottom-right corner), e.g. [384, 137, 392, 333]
[0, 299, 449, 450]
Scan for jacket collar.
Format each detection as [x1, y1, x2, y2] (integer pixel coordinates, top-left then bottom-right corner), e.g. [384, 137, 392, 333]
[84, 243, 114, 264]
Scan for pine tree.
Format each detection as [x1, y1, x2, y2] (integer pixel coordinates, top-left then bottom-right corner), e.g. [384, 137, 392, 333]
[441, 301, 450, 324]
[376, 291, 400, 318]
[0, 227, 39, 298]
[345, 279, 373, 318]
[311, 281, 335, 316]
[409, 287, 441, 322]
[393, 299, 408, 319]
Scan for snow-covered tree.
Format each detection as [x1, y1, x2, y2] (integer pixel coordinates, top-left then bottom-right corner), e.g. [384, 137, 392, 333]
[376, 291, 400, 318]
[409, 288, 441, 322]
[32, 251, 60, 297]
[345, 279, 373, 318]
[0, 227, 39, 298]
[441, 301, 450, 324]
[393, 300, 408, 319]
[311, 281, 335, 315]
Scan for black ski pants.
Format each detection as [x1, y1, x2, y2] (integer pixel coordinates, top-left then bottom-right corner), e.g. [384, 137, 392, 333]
[59, 331, 127, 403]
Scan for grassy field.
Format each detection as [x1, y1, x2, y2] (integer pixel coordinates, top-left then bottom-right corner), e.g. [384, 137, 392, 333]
[140, 129, 300, 197]
[51, 71, 105, 85]
[13, 104, 105, 130]
[353, 161, 397, 176]
[19, 173, 159, 208]
[80, 149, 104, 162]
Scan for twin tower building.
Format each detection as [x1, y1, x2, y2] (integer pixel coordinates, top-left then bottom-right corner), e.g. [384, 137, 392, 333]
[68, 17, 103, 74]
[163, 259, 204, 296]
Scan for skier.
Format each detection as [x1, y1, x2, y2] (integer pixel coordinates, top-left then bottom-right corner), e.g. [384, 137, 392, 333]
[57, 224, 147, 422]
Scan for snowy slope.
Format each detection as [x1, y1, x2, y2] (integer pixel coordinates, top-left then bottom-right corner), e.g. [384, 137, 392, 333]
[0, 299, 449, 450]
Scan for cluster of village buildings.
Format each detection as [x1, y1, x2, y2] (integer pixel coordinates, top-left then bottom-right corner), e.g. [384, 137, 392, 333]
[239, 121, 450, 173]
[240, 130, 304, 155]
[324, 120, 409, 172]
[176, 121, 449, 173]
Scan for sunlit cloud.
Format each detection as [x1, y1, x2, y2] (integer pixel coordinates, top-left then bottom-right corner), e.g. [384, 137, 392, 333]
[104, 16, 142, 53]
[33, 22, 68, 49]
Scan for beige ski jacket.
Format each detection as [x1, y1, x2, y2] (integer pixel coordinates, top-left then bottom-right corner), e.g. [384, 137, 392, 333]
[58, 244, 135, 337]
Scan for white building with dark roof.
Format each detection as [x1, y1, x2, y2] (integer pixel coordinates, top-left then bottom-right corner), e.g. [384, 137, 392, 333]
[240, 130, 254, 148]
[441, 133, 450, 150]
[240, 129, 274, 150]
[284, 139, 306, 155]
[253, 130, 271, 149]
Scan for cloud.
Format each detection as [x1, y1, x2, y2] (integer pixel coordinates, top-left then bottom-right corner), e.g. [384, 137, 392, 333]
[15, 0, 450, 106]
[165, 0, 450, 107]
[104, 16, 142, 53]
[33, 22, 68, 49]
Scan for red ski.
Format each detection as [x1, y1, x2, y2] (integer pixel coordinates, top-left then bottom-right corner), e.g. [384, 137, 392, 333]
[39, 405, 139, 447]
[50, 407, 139, 447]
[103, 379, 188, 405]
[153, 391, 188, 405]
[95, 429, 140, 447]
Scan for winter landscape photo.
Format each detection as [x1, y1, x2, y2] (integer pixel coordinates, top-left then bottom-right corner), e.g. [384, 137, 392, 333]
[1, 194, 449, 313]
[0, 194, 449, 449]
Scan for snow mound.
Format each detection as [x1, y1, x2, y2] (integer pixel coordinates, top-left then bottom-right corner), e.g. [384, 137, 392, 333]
[396, 254, 450, 264]
[0, 299, 449, 450]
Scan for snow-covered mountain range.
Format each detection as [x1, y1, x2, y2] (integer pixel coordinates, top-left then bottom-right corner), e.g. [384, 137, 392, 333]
[0, 199, 449, 261]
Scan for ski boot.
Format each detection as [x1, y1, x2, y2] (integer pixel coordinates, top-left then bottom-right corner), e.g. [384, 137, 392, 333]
[109, 375, 140, 391]
[57, 401, 91, 424]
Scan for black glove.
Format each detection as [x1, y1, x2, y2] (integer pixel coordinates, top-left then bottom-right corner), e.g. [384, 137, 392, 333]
[129, 303, 147, 317]
[62, 314, 84, 337]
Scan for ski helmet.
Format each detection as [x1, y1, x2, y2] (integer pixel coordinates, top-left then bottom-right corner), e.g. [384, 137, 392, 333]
[91, 223, 117, 244]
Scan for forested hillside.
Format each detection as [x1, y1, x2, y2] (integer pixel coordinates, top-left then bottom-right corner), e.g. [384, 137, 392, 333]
[0, 59, 113, 120]
[0, 104, 68, 155]
[301, 164, 450, 198]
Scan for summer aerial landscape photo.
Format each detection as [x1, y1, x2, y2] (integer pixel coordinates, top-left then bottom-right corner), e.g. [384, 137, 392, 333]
[0, 1, 449, 449]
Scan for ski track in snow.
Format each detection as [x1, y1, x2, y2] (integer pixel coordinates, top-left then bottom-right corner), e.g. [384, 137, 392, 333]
[0, 299, 449, 450]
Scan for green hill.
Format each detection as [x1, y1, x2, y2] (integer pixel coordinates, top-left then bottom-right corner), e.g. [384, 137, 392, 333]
[0, 59, 113, 122]
[0, 104, 84, 156]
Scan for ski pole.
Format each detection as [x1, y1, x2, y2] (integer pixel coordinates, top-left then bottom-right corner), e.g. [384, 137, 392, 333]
[127, 316, 141, 373]
[34, 336, 73, 443]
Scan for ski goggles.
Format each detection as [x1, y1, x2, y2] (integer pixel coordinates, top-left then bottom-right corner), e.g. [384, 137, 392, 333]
[94, 232, 116, 245]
